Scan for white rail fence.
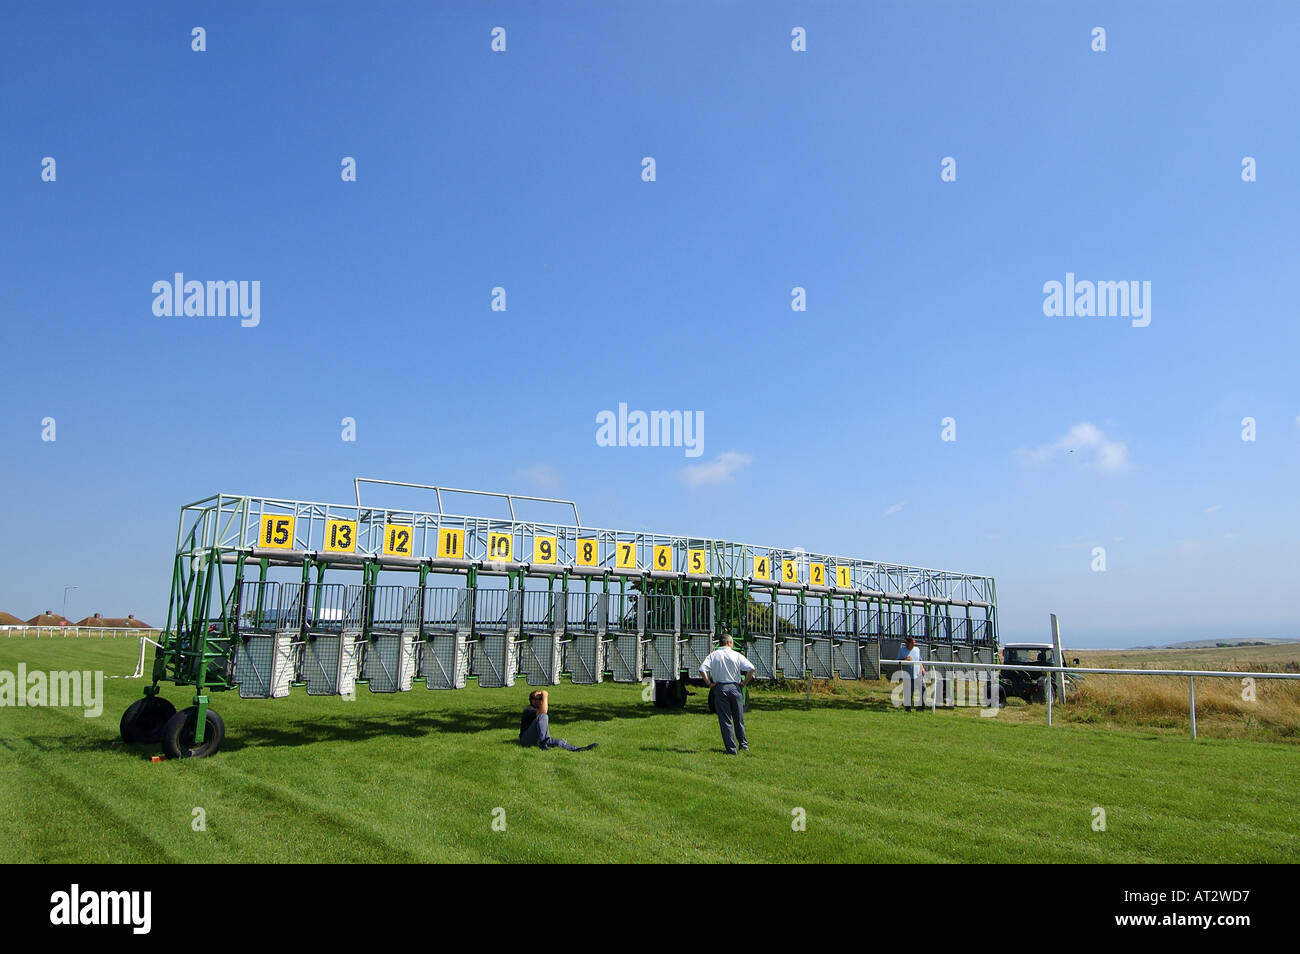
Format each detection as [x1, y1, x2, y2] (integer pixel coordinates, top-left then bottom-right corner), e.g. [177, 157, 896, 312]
[1, 626, 162, 639]
[898, 659, 1300, 738]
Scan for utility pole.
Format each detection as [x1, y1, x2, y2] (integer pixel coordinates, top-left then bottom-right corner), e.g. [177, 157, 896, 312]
[62, 585, 78, 622]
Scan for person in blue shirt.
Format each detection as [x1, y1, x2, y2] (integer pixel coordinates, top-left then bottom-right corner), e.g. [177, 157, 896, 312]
[518, 690, 597, 751]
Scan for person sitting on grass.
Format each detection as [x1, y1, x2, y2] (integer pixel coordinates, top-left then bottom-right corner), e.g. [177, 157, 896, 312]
[518, 690, 597, 751]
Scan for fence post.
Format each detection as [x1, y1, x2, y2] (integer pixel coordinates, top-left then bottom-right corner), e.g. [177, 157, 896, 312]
[1046, 671, 1053, 726]
[1189, 676, 1197, 739]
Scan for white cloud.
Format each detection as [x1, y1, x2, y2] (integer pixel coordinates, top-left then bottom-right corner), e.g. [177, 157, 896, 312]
[1018, 421, 1130, 473]
[516, 463, 561, 491]
[681, 451, 753, 487]
[1203, 504, 1222, 513]
[883, 502, 904, 516]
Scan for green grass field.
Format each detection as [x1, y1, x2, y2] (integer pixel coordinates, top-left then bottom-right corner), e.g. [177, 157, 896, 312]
[2, 638, 1296, 863]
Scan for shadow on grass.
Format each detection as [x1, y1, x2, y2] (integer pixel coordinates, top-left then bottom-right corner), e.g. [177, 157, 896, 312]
[748, 695, 896, 713]
[116, 701, 698, 754]
[80, 692, 908, 758]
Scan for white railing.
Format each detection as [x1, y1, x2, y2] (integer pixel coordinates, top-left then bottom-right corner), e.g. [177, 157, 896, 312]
[0, 625, 162, 639]
[895, 659, 1300, 738]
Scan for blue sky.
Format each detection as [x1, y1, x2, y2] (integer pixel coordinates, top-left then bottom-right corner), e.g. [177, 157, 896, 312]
[2, 2, 1297, 647]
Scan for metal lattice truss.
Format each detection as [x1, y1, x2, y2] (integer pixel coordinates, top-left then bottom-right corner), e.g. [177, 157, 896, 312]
[173, 479, 997, 608]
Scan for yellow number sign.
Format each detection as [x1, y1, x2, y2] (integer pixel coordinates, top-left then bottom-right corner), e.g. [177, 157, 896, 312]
[616, 542, 637, 569]
[534, 536, 557, 564]
[836, 565, 852, 588]
[810, 563, 825, 586]
[488, 532, 513, 561]
[437, 528, 464, 559]
[753, 556, 770, 579]
[259, 514, 295, 550]
[653, 545, 672, 571]
[687, 549, 707, 575]
[781, 560, 798, 583]
[324, 519, 356, 553]
[383, 524, 414, 557]
[577, 538, 599, 566]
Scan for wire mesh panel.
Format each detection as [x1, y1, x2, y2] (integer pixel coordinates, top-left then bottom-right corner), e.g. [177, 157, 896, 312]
[955, 645, 974, 664]
[859, 640, 881, 680]
[233, 634, 297, 698]
[833, 638, 862, 679]
[778, 636, 804, 678]
[363, 633, 418, 692]
[681, 634, 713, 676]
[975, 646, 995, 667]
[749, 636, 777, 680]
[566, 633, 605, 684]
[423, 633, 469, 689]
[475, 634, 517, 688]
[971, 619, 992, 647]
[807, 637, 833, 678]
[519, 633, 562, 685]
[880, 637, 904, 678]
[907, 613, 928, 640]
[303, 633, 361, 695]
[608, 634, 643, 683]
[647, 633, 681, 680]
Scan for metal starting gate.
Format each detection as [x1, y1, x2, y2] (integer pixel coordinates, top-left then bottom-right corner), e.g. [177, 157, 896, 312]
[135, 480, 998, 756]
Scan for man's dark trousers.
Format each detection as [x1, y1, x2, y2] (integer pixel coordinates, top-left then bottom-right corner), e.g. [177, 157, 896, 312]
[714, 683, 747, 754]
[520, 712, 582, 751]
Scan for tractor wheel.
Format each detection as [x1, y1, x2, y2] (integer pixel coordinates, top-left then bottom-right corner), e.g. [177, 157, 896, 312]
[160, 707, 226, 759]
[120, 696, 176, 744]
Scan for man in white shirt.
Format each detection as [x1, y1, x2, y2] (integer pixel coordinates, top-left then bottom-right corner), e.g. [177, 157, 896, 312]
[699, 634, 756, 754]
[899, 637, 926, 711]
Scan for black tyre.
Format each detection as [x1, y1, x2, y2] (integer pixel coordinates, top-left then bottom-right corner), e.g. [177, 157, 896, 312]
[652, 680, 672, 708]
[995, 685, 1007, 708]
[160, 706, 225, 759]
[120, 696, 176, 744]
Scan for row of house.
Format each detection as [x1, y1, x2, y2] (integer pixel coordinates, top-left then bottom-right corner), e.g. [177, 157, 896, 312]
[0, 611, 154, 628]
